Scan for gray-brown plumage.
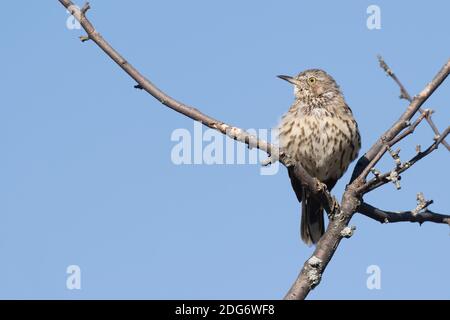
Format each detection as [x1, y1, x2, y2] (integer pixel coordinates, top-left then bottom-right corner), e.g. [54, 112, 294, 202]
[278, 69, 361, 245]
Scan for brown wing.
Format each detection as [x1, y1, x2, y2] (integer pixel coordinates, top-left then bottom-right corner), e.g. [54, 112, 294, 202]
[287, 167, 303, 203]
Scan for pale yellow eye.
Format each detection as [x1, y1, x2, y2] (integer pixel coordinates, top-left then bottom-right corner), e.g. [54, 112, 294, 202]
[308, 77, 316, 84]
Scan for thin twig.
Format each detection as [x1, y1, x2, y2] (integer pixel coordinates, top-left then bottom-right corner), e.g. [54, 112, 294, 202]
[359, 126, 449, 193]
[378, 55, 450, 151]
[353, 110, 428, 187]
[351, 58, 450, 184]
[389, 110, 430, 146]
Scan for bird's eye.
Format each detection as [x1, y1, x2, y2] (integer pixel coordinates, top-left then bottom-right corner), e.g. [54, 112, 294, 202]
[308, 77, 316, 84]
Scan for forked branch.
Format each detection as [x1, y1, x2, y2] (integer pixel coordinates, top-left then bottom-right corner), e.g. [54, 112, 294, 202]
[377, 55, 450, 151]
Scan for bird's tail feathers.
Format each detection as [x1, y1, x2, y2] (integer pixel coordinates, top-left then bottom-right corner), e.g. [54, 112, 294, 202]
[300, 191, 325, 246]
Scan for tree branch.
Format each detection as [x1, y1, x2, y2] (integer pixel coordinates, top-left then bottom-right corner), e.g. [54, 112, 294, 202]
[358, 202, 450, 225]
[377, 55, 450, 151]
[284, 188, 359, 300]
[359, 126, 449, 193]
[351, 58, 450, 184]
[388, 109, 430, 146]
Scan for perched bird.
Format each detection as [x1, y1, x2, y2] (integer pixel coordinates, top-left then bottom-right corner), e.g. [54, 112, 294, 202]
[278, 69, 361, 245]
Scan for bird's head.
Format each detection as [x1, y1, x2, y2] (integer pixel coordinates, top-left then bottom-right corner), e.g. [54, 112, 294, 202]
[278, 69, 341, 103]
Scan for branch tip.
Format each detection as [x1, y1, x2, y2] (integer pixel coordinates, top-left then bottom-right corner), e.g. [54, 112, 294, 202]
[412, 193, 432, 216]
[81, 2, 90, 15]
[375, 55, 449, 151]
[261, 153, 279, 166]
[79, 35, 90, 42]
[377, 54, 393, 76]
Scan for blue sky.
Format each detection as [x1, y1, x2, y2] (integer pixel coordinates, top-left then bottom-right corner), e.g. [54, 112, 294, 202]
[1, 1, 449, 299]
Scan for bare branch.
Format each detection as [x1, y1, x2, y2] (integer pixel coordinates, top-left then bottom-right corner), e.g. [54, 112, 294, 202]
[358, 202, 450, 225]
[351, 58, 450, 184]
[389, 110, 430, 146]
[80, 1, 90, 15]
[378, 55, 450, 151]
[352, 111, 429, 190]
[378, 54, 412, 101]
[359, 126, 449, 193]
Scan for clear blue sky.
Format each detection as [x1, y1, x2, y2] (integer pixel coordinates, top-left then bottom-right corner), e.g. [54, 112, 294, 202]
[1, 1, 449, 299]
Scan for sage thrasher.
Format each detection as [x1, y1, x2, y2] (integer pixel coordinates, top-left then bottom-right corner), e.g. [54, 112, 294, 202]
[278, 69, 361, 245]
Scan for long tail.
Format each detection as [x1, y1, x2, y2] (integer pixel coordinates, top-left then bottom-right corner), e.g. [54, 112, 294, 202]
[300, 189, 324, 246]
[288, 168, 335, 245]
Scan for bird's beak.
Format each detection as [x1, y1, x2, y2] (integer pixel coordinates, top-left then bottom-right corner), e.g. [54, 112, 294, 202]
[277, 75, 300, 86]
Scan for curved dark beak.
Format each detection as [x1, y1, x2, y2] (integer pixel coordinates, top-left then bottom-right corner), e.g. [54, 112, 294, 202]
[277, 75, 298, 85]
